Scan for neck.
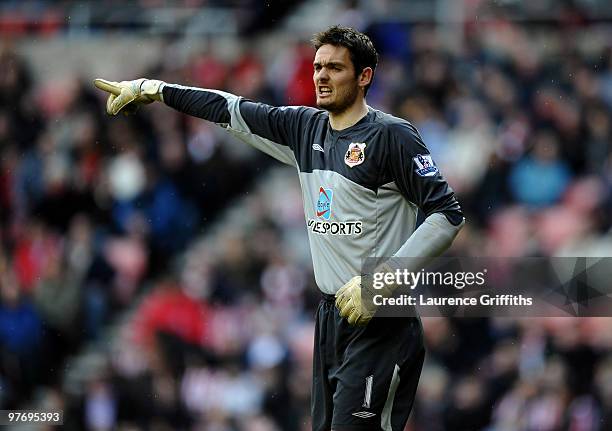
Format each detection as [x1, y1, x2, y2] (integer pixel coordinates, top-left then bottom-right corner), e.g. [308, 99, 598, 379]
[328, 98, 369, 131]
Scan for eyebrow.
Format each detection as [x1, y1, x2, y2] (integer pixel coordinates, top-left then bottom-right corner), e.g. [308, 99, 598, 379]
[313, 61, 345, 68]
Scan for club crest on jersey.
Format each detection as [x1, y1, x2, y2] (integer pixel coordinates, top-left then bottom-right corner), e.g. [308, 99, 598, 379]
[344, 143, 366, 168]
[315, 187, 333, 220]
[413, 154, 438, 177]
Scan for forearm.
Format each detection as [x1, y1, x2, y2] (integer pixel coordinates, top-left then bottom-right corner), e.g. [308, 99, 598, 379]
[395, 212, 463, 258]
[161, 84, 298, 166]
[382, 212, 464, 276]
[162, 84, 233, 124]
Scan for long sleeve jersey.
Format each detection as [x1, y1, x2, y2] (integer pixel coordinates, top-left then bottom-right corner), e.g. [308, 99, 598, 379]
[162, 84, 463, 294]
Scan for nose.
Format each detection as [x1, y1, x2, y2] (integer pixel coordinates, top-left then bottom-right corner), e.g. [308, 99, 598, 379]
[316, 68, 329, 82]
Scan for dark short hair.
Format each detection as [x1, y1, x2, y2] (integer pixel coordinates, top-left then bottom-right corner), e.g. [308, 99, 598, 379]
[312, 25, 378, 95]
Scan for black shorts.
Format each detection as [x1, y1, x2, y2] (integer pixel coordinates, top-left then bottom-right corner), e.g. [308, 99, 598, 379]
[312, 294, 425, 431]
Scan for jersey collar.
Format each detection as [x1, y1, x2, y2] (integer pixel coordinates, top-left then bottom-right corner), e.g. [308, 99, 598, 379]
[327, 108, 375, 136]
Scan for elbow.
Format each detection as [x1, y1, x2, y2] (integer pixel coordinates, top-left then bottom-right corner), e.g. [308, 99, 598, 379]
[441, 208, 465, 228]
[430, 211, 464, 247]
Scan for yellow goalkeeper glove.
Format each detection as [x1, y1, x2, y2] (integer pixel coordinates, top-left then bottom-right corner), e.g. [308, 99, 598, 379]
[335, 263, 395, 326]
[93, 78, 164, 115]
[335, 276, 374, 326]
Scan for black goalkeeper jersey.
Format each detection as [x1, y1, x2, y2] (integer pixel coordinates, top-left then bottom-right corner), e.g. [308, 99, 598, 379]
[163, 84, 462, 294]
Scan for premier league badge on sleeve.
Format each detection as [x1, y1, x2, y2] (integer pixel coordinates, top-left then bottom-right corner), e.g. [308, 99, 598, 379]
[344, 143, 366, 168]
[413, 154, 439, 177]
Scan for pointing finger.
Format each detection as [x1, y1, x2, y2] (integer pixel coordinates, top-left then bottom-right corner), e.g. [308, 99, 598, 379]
[94, 79, 122, 96]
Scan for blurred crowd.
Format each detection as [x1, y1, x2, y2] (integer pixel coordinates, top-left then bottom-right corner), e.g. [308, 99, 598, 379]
[0, 25, 272, 412]
[2, 0, 612, 430]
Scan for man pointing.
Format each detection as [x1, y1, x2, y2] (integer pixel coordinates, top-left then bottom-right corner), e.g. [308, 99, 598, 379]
[95, 25, 464, 431]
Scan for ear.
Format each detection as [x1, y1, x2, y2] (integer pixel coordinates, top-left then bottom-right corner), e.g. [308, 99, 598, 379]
[358, 67, 373, 90]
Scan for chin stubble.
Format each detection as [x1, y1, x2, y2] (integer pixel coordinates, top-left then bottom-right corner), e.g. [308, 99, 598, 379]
[318, 86, 359, 115]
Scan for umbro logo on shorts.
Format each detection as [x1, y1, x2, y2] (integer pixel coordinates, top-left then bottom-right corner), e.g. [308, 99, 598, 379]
[352, 411, 376, 418]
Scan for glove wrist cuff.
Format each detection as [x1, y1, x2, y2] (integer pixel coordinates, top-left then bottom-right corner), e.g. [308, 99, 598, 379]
[364, 262, 398, 298]
[141, 79, 165, 102]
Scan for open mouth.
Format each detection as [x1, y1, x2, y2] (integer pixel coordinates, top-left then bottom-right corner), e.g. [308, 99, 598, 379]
[318, 86, 332, 97]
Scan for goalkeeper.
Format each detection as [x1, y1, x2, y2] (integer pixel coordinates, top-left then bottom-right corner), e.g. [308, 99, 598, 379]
[95, 25, 464, 431]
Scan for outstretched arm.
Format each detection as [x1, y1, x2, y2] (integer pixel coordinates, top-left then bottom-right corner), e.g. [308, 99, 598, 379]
[162, 84, 320, 166]
[94, 78, 319, 166]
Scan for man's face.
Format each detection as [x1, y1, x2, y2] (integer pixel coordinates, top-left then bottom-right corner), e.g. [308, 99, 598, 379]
[313, 44, 361, 114]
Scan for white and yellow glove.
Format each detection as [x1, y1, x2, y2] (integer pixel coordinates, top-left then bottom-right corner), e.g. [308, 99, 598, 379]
[93, 78, 165, 115]
[335, 276, 374, 326]
[335, 263, 395, 326]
